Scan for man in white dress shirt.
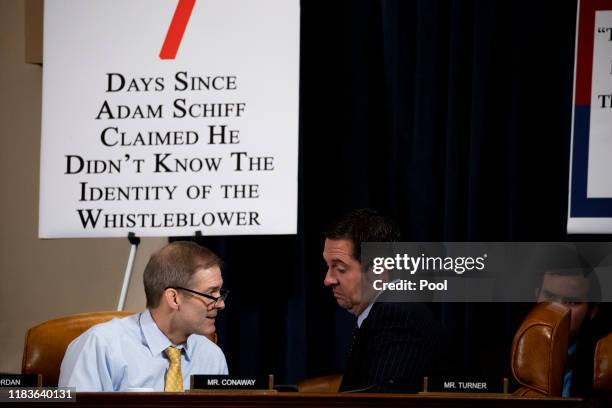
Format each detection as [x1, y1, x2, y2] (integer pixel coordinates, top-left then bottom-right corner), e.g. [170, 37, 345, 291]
[59, 241, 229, 391]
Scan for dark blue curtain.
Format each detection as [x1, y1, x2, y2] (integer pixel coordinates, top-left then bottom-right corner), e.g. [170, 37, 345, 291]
[174, 0, 611, 386]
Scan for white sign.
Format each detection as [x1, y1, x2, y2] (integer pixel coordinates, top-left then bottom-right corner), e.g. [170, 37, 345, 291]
[587, 11, 612, 198]
[39, 0, 300, 238]
[568, 1, 612, 234]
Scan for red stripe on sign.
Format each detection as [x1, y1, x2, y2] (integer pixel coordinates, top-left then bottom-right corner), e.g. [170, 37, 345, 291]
[159, 0, 196, 60]
[575, 0, 612, 105]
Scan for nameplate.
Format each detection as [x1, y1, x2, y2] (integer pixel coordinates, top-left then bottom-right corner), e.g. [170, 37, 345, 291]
[0, 374, 41, 388]
[423, 376, 508, 394]
[191, 375, 272, 390]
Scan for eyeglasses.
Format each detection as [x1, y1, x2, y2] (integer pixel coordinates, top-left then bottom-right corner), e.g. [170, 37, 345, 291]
[167, 286, 229, 306]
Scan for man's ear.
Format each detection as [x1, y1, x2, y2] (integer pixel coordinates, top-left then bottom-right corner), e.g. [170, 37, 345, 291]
[380, 268, 390, 283]
[367, 267, 389, 283]
[163, 288, 180, 310]
[534, 287, 541, 300]
[363, 263, 387, 286]
[589, 304, 599, 321]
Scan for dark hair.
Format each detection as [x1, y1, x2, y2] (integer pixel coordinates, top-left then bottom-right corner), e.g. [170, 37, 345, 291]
[540, 269, 602, 304]
[324, 208, 400, 260]
[143, 241, 222, 308]
[535, 245, 601, 303]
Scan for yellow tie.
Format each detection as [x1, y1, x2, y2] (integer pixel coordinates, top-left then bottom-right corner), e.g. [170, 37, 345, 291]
[164, 346, 183, 392]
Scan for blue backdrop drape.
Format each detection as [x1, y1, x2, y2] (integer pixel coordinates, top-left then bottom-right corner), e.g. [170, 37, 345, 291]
[173, 0, 611, 385]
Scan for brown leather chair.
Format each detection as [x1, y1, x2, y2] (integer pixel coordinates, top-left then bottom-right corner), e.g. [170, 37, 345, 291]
[594, 332, 612, 392]
[511, 302, 570, 397]
[21, 311, 134, 386]
[297, 374, 343, 393]
[21, 311, 219, 387]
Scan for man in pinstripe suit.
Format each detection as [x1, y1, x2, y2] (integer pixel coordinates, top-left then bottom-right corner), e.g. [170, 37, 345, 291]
[323, 209, 447, 393]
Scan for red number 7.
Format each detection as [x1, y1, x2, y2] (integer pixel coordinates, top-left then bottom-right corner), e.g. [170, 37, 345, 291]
[159, 0, 196, 60]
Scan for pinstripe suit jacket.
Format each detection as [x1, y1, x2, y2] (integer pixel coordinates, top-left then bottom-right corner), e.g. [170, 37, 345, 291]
[338, 300, 446, 393]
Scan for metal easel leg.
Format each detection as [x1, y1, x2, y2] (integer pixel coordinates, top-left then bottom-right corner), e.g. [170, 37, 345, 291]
[117, 232, 140, 311]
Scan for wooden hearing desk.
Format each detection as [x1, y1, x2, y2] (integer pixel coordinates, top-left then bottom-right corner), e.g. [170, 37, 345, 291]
[4, 391, 603, 408]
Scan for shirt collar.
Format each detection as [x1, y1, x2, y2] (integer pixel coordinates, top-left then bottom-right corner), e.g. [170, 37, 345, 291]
[357, 290, 384, 327]
[140, 309, 194, 360]
[357, 282, 395, 328]
[357, 302, 374, 328]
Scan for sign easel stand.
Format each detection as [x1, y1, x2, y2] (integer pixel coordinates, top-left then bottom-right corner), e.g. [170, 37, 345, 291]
[117, 232, 140, 311]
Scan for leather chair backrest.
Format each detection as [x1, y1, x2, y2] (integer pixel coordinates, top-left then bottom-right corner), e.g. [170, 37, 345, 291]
[297, 374, 343, 393]
[21, 311, 134, 386]
[22, 311, 218, 387]
[511, 302, 570, 397]
[594, 332, 612, 391]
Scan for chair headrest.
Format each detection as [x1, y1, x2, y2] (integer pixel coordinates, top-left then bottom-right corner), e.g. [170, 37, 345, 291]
[511, 302, 570, 397]
[594, 332, 612, 391]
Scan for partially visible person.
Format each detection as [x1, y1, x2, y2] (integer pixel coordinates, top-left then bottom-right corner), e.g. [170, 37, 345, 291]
[535, 249, 602, 397]
[59, 241, 229, 391]
[323, 208, 447, 393]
